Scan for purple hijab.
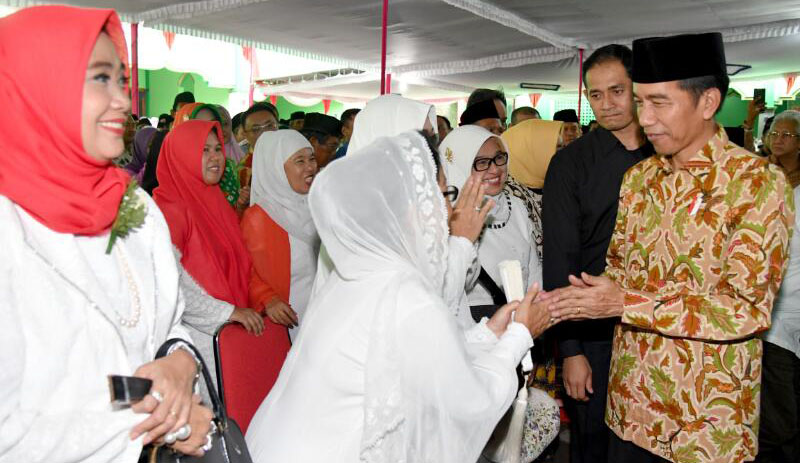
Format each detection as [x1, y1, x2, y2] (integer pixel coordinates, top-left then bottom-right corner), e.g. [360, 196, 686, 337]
[125, 126, 157, 180]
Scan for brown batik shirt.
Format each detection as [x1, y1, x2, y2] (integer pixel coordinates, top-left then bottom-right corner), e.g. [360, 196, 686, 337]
[604, 127, 794, 462]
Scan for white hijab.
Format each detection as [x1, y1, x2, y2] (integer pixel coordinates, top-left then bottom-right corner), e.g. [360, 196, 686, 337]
[438, 124, 508, 191]
[251, 130, 318, 244]
[308, 131, 507, 462]
[347, 94, 437, 155]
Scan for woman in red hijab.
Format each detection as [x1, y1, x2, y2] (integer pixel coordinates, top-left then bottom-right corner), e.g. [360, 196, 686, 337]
[153, 120, 264, 393]
[0, 5, 211, 461]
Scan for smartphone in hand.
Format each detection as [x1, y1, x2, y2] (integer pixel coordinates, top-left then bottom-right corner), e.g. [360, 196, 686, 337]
[108, 375, 153, 405]
[754, 88, 766, 109]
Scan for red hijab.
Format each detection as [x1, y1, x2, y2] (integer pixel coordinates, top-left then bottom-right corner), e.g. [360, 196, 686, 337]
[153, 120, 251, 307]
[0, 6, 131, 235]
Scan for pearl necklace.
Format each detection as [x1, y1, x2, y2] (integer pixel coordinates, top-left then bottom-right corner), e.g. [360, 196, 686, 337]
[113, 244, 142, 328]
[28, 239, 142, 329]
[486, 193, 513, 230]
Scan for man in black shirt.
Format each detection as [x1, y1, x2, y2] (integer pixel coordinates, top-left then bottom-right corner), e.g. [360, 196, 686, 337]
[543, 44, 653, 463]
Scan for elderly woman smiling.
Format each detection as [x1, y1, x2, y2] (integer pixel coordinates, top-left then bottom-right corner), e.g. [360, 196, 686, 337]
[241, 130, 322, 340]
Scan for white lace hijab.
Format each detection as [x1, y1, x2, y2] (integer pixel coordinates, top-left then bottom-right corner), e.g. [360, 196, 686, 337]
[347, 94, 437, 155]
[251, 130, 318, 244]
[310, 131, 506, 462]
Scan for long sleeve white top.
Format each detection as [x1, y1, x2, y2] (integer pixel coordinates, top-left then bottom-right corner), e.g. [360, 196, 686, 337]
[0, 191, 190, 463]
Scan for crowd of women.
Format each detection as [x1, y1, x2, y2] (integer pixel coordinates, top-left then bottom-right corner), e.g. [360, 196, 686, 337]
[2, 4, 800, 463]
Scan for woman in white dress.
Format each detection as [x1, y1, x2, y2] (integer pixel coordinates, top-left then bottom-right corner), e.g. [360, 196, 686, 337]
[245, 131, 551, 462]
[0, 5, 212, 461]
[318, 95, 489, 325]
[440, 125, 543, 321]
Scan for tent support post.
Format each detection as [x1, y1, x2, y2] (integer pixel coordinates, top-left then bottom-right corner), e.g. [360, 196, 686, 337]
[577, 47, 584, 120]
[131, 23, 139, 116]
[380, 0, 388, 94]
[249, 48, 255, 106]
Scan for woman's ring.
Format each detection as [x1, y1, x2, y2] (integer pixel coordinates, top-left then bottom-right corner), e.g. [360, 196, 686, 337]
[175, 424, 191, 441]
[164, 431, 178, 445]
[201, 434, 213, 452]
[474, 206, 481, 212]
[150, 391, 164, 403]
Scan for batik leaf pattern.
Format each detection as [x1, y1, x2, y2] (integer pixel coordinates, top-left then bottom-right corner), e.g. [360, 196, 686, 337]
[603, 129, 793, 463]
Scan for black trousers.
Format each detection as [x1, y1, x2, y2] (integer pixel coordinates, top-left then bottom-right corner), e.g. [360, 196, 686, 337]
[564, 340, 612, 463]
[607, 432, 669, 463]
[757, 341, 800, 463]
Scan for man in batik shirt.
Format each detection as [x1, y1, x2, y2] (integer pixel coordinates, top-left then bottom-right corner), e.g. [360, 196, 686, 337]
[543, 32, 793, 463]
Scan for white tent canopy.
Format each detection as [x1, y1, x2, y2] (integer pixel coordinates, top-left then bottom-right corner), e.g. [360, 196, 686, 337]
[2, 0, 799, 103]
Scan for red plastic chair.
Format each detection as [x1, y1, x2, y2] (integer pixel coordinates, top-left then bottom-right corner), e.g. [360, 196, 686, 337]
[214, 318, 291, 433]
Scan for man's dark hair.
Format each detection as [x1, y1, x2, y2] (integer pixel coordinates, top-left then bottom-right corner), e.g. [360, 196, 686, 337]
[510, 106, 540, 125]
[467, 88, 506, 108]
[231, 112, 244, 132]
[137, 117, 152, 127]
[243, 102, 279, 128]
[157, 114, 173, 129]
[582, 44, 633, 83]
[678, 74, 730, 115]
[172, 91, 195, 111]
[300, 128, 336, 144]
[341, 108, 361, 124]
[437, 115, 452, 130]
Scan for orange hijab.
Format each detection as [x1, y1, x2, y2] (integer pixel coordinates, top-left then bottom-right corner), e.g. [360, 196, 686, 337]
[173, 102, 202, 129]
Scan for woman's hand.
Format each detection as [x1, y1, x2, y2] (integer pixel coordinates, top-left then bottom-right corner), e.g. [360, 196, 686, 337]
[237, 185, 251, 207]
[229, 307, 265, 335]
[450, 173, 494, 243]
[264, 298, 298, 327]
[486, 302, 516, 338]
[130, 349, 197, 444]
[167, 395, 214, 457]
[513, 283, 553, 339]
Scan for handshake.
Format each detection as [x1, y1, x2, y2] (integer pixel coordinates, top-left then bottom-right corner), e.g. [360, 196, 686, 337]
[485, 261, 625, 340]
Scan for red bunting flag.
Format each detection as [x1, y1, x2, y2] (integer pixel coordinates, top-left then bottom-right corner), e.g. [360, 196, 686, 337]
[163, 31, 175, 50]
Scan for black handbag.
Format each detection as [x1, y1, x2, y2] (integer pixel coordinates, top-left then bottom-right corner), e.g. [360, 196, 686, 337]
[139, 338, 252, 463]
[470, 266, 508, 321]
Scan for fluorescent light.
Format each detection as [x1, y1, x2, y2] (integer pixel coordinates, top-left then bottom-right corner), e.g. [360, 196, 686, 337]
[519, 83, 561, 91]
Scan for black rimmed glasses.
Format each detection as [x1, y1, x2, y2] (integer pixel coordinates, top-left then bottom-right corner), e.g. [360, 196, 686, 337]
[472, 152, 509, 171]
[443, 185, 459, 202]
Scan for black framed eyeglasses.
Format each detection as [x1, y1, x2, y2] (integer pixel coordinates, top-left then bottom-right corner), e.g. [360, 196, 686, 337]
[472, 152, 509, 171]
[443, 185, 459, 202]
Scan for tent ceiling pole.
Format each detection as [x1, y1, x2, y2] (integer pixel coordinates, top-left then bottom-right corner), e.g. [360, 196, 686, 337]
[131, 23, 139, 116]
[380, 0, 389, 94]
[577, 47, 584, 119]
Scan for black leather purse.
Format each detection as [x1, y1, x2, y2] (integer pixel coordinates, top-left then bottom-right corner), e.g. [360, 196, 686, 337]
[139, 338, 252, 463]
